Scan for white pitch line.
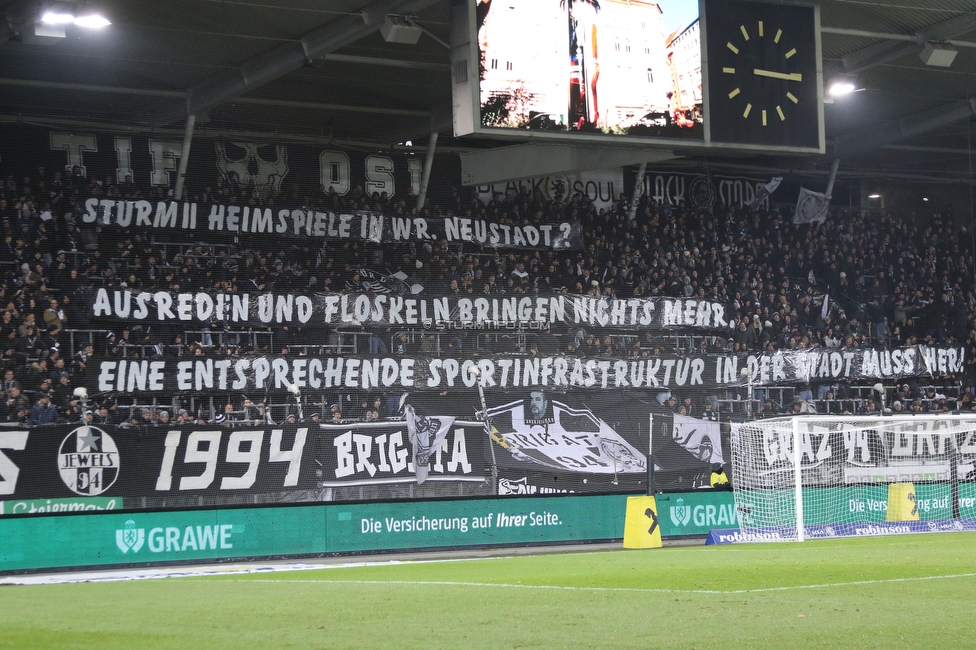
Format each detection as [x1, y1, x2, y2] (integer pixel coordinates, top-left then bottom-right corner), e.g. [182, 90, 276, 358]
[186, 572, 976, 594]
[0, 555, 509, 586]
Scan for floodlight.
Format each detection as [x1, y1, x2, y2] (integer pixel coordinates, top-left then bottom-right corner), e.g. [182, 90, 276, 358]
[380, 15, 422, 44]
[920, 42, 957, 68]
[828, 81, 856, 96]
[41, 11, 74, 24]
[74, 14, 111, 28]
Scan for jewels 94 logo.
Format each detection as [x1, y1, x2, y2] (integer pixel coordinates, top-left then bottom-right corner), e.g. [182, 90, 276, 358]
[58, 425, 120, 496]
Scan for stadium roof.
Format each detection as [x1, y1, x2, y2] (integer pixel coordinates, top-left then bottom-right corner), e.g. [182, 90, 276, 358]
[3, 0, 976, 184]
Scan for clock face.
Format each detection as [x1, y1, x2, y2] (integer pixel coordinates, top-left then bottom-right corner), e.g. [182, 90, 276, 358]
[705, 0, 821, 150]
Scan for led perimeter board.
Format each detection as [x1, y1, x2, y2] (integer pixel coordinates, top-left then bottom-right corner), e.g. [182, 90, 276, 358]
[450, 0, 824, 154]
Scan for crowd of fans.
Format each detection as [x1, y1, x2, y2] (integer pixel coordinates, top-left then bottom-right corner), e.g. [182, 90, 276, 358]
[2, 164, 975, 425]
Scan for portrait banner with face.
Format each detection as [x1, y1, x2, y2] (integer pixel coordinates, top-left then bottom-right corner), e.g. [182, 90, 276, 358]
[523, 391, 555, 425]
[486, 391, 652, 476]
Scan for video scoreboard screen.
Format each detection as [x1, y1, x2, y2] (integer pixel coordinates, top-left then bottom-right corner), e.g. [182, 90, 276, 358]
[450, 0, 823, 154]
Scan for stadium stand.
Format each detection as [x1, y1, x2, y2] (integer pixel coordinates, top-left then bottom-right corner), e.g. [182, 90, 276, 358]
[1, 165, 972, 426]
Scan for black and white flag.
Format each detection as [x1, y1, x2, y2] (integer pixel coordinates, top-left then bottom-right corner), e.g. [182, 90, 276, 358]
[346, 268, 422, 296]
[794, 187, 831, 224]
[747, 177, 782, 211]
[403, 403, 456, 484]
[671, 413, 724, 465]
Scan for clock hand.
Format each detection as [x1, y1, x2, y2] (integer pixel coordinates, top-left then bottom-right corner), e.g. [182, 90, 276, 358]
[753, 69, 802, 82]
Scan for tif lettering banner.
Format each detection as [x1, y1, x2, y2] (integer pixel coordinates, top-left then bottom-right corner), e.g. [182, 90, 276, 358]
[88, 288, 732, 331]
[0, 424, 317, 501]
[1, 125, 459, 200]
[86, 345, 966, 395]
[80, 198, 582, 250]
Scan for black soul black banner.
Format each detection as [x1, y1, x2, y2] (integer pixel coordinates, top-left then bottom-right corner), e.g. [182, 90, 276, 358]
[0, 424, 317, 501]
[86, 345, 965, 395]
[80, 198, 581, 250]
[89, 288, 732, 331]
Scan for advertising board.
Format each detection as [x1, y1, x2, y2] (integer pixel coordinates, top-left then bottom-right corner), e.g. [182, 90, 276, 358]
[0, 494, 630, 573]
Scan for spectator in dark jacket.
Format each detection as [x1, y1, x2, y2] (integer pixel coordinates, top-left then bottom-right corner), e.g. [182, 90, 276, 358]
[28, 393, 58, 425]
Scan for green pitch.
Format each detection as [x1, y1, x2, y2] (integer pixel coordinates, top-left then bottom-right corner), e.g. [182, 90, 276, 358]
[3, 533, 975, 649]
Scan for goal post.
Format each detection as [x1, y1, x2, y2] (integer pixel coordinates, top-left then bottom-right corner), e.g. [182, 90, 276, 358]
[731, 415, 976, 541]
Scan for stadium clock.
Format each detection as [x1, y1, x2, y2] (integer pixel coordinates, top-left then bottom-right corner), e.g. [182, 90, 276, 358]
[704, 0, 822, 150]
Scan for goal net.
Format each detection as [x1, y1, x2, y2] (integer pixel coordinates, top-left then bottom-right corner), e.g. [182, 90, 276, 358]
[731, 415, 976, 541]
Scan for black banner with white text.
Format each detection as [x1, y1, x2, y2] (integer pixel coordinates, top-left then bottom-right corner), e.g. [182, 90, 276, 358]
[89, 288, 732, 331]
[317, 418, 489, 488]
[0, 124, 458, 220]
[79, 198, 582, 250]
[85, 345, 965, 395]
[0, 424, 317, 501]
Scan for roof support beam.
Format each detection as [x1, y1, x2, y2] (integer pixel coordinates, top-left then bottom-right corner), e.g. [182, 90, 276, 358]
[839, 12, 976, 72]
[316, 53, 450, 71]
[173, 114, 196, 201]
[0, 77, 185, 98]
[234, 97, 429, 118]
[0, 78, 427, 118]
[823, 26, 976, 49]
[168, 0, 442, 126]
[833, 99, 976, 159]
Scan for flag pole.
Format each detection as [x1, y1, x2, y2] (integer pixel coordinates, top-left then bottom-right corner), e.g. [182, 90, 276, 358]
[472, 366, 498, 495]
[817, 158, 841, 234]
[825, 158, 841, 198]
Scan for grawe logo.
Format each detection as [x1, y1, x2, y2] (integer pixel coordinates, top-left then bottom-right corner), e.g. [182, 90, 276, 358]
[58, 425, 120, 496]
[116, 519, 145, 554]
[669, 498, 692, 528]
[114, 519, 235, 555]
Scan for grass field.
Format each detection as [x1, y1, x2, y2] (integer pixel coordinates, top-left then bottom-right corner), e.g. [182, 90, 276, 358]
[2, 533, 975, 649]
